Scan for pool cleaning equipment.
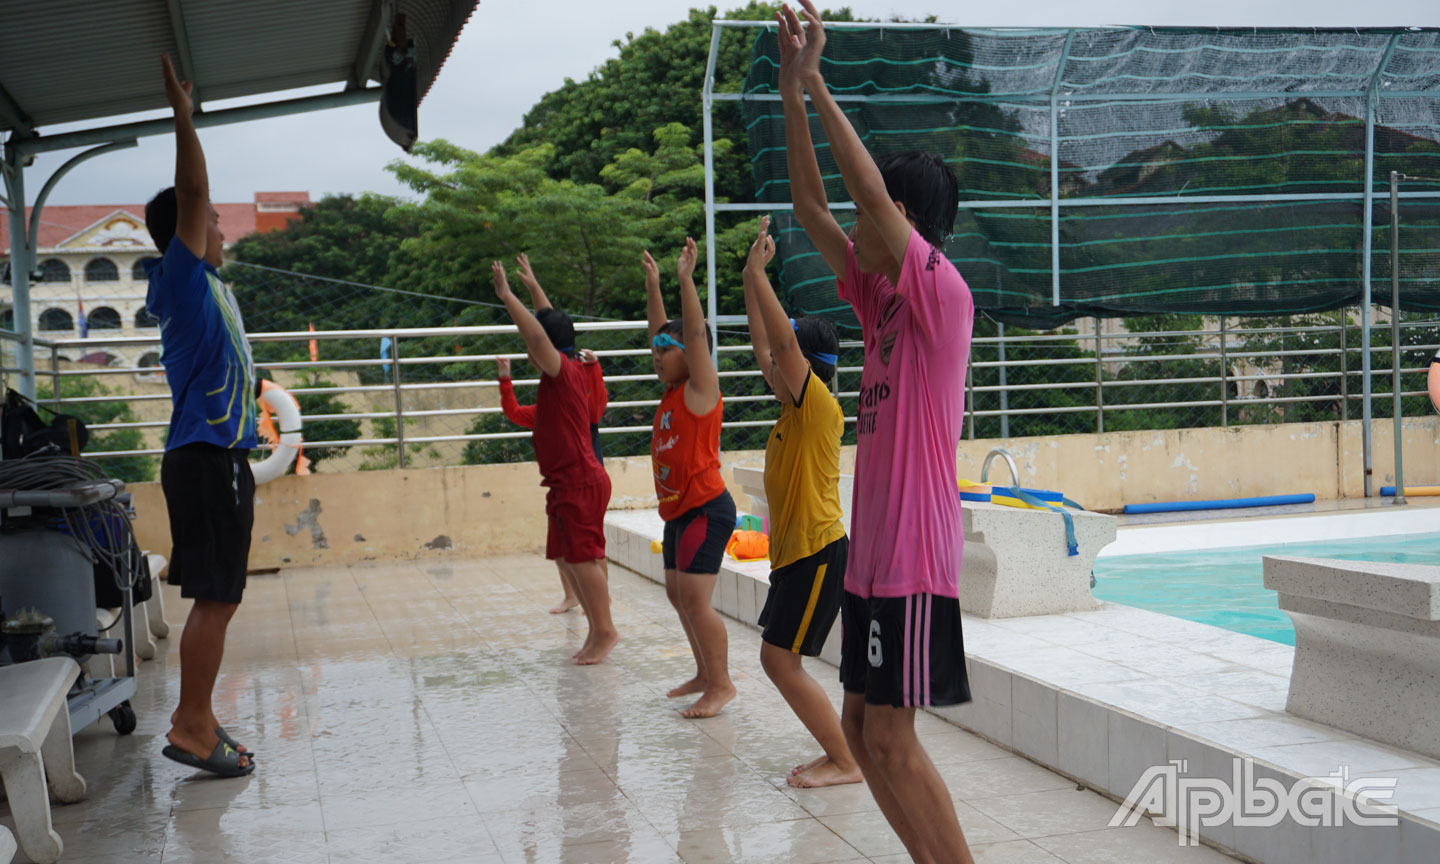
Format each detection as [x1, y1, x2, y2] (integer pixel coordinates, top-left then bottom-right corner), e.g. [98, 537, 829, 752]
[251, 379, 305, 484]
[0, 454, 143, 735]
[1123, 493, 1316, 515]
[1382, 485, 1440, 497]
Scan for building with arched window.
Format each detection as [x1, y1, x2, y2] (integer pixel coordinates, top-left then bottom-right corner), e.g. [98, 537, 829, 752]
[39, 308, 74, 332]
[1, 193, 308, 367]
[86, 258, 120, 282]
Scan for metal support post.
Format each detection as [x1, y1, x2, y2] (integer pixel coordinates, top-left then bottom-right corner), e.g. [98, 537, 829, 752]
[966, 363, 976, 440]
[3, 147, 35, 398]
[391, 335, 406, 469]
[1094, 319, 1104, 434]
[1338, 308, 1348, 421]
[1359, 35, 1401, 497]
[1390, 171, 1406, 505]
[997, 322, 1009, 439]
[1219, 316, 1229, 427]
[702, 23, 723, 366]
[1049, 30, 1075, 307]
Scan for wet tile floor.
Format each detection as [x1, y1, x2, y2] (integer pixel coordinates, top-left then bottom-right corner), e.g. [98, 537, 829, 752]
[3, 556, 1241, 863]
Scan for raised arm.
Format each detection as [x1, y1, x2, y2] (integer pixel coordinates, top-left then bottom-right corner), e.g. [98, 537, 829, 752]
[743, 223, 775, 391]
[783, 2, 912, 267]
[496, 357, 536, 429]
[493, 261, 563, 378]
[676, 238, 720, 415]
[642, 250, 667, 339]
[514, 253, 552, 311]
[744, 217, 808, 404]
[162, 54, 208, 259]
[776, 17, 848, 277]
[579, 351, 608, 424]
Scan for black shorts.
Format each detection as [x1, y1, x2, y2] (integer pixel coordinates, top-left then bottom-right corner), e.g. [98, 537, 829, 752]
[759, 535, 847, 656]
[662, 489, 736, 575]
[840, 591, 971, 708]
[161, 443, 255, 604]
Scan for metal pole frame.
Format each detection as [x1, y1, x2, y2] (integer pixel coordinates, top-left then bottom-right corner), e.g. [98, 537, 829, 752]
[3, 139, 141, 399]
[1389, 170, 1406, 505]
[1219, 316, 1229, 427]
[391, 335, 406, 469]
[1050, 30, 1075, 308]
[997, 321, 1009, 439]
[1359, 34, 1402, 497]
[702, 22, 723, 367]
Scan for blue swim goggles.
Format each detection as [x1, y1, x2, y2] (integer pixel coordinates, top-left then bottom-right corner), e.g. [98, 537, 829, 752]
[652, 333, 685, 351]
[790, 319, 838, 366]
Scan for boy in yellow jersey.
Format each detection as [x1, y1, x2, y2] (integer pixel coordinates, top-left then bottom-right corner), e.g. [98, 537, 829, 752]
[744, 217, 860, 788]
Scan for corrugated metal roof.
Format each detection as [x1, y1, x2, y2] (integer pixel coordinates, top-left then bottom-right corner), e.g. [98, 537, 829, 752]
[0, 0, 477, 134]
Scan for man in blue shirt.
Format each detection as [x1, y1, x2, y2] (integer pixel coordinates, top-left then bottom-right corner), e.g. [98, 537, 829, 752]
[146, 54, 255, 778]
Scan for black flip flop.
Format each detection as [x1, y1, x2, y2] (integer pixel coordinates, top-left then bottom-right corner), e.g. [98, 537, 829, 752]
[162, 741, 255, 778]
[216, 727, 255, 759]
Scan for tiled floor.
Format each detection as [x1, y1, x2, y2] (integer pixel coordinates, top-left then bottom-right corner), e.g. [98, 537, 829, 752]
[3, 556, 1240, 863]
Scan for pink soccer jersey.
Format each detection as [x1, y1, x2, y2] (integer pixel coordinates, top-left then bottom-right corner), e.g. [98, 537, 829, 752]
[837, 227, 975, 599]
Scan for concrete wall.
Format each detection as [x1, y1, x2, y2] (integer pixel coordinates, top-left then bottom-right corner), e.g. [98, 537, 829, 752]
[128, 414, 1440, 570]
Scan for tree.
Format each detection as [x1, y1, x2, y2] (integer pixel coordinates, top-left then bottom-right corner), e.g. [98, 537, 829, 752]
[36, 377, 155, 484]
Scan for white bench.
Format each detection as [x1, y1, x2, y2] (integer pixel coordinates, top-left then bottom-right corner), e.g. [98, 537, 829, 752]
[1264, 555, 1440, 759]
[0, 658, 86, 864]
[733, 465, 1116, 618]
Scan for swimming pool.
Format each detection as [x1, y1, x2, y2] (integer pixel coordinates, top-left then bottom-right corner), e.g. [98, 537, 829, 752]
[1092, 531, 1440, 645]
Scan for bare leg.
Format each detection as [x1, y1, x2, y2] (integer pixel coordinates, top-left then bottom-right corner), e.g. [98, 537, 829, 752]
[572, 558, 620, 664]
[677, 571, 735, 718]
[760, 643, 860, 787]
[664, 568, 706, 697]
[550, 562, 582, 615]
[862, 704, 974, 864]
[168, 599, 249, 769]
[842, 694, 927, 861]
[558, 561, 591, 658]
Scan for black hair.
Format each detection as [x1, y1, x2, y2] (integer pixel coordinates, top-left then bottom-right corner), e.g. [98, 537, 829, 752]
[660, 318, 713, 355]
[535, 307, 575, 353]
[144, 187, 179, 253]
[874, 151, 960, 248]
[793, 316, 840, 384]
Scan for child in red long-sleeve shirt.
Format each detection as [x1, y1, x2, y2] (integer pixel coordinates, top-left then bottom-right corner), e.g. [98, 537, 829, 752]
[498, 336, 608, 616]
[492, 254, 618, 664]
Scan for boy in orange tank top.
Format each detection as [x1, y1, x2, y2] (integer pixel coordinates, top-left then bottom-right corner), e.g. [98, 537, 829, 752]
[645, 239, 737, 718]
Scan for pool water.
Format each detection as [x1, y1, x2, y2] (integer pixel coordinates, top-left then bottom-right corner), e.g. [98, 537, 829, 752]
[1092, 532, 1440, 645]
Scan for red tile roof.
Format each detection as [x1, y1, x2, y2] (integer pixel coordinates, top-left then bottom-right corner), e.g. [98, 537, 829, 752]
[0, 194, 303, 254]
[254, 191, 310, 205]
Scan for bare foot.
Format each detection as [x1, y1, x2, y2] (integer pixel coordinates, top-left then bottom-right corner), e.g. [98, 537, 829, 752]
[549, 598, 581, 615]
[680, 684, 736, 718]
[575, 630, 620, 665]
[791, 755, 826, 776]
[788, 759, 863, 788]
[666, 676, 707, 698]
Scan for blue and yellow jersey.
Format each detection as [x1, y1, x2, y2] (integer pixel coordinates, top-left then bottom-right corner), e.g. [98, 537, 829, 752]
[146, 239, 257, 451]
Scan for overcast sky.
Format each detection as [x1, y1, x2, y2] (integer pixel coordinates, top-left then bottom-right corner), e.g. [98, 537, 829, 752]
[20, 0, 1439, 208]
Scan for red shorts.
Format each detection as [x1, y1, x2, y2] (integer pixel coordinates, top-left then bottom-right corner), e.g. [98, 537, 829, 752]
[545, 475, 612, 563]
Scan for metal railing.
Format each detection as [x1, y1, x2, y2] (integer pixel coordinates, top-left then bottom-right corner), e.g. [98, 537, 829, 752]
[0, 316, 1434, 485]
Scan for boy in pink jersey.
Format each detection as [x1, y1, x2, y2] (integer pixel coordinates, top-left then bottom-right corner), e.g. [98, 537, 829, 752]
[778, 3, 976, 861]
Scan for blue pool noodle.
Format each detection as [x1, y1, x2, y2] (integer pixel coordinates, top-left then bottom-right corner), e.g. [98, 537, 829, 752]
[1123, 493, 1315, 515]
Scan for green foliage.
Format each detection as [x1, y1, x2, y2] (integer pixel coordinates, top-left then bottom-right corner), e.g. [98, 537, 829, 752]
[285, 372, 361, 469]
[358, 417, 441, 471]
[37, 377, 155, 483]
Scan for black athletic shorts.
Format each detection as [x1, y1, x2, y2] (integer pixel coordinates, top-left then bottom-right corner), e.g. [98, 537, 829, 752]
[662, 489, 736, 575]
[759, 535, 847, 656]
[840, 590, 971, 708]
[161, 442, 255, 604]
